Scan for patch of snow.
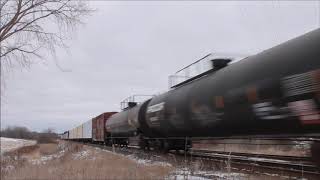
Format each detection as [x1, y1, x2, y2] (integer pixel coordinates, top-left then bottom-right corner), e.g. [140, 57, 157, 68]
[72, 150, 91, 160]
[168, 168, 248, 180]
[1, 137, 20, 142]
[2, 165, 15, 173]
[97, 148, 172, 167]
[247, 157, 288, 163]
[262, 172, 279, 177]
[30, 149, 66, 165]
[196, 171, 247, 179]
[168, 168, 211, 180]
[0, 137, 36, 154]
[170, 174, 211, 180]
[126, 154, 172, 166]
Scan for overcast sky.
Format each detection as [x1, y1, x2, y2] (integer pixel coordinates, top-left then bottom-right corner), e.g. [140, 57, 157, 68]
[1, 1, 320, 132]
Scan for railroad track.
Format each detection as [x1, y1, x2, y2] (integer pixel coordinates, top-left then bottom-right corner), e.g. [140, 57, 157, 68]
[70, 140, 320, 176]
[187, 149, 320, 175]
[192, 149, 312, 161]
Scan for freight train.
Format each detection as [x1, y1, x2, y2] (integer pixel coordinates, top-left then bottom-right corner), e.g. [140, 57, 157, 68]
[61, 28, 320, 165]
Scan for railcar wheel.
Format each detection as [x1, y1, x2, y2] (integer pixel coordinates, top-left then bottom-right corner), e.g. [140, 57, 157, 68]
[161, 140, 170, 153]
[138, 138, 149, 151]
[311, 142, 320, 166]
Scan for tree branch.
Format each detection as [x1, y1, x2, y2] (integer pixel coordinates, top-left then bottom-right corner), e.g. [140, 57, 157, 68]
[0, 0, 91, 68]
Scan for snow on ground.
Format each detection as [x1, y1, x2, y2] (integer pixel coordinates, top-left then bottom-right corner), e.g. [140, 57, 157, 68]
[168, 168, 249, 180]
[0, 137, 36, 154]
[72, 149, 92, 160]
[30, 148, 66, 165]
[96, 147, 249, 179]
[98, 148, 172, 167]
[126, 154, 172, 167]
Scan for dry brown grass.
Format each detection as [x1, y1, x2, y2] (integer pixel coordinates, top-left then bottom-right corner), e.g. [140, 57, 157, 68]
[1, 145, 39, 179]
[1, 141, 175, 180]
[3, 144, 39, 157]
[38, 143, 59, 155]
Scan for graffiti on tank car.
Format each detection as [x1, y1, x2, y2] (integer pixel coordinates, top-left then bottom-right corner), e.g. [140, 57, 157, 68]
[150, 116, 159, 122]
[147, 116, 160, 127]
[147, 102, 165, 113]
[128, 118, 133, 126]
[190, 101, 221, 126]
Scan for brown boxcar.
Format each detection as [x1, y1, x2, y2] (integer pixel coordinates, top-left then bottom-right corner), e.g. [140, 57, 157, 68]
[92, 112, 117, 142]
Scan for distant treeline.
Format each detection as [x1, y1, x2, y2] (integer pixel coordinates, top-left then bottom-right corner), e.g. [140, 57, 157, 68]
[0, 126, 58, 143]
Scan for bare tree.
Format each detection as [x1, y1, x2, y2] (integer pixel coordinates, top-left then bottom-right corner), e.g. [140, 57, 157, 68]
[1, 126, 32, 139]
[0, 0, 92, 69]
[1, 126, 58, 143]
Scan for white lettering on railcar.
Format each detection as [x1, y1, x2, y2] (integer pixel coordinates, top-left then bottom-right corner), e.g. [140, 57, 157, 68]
[253, 102, 289, 120]
[147, 102, 165, 113]
[150, 117, 159, 122]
